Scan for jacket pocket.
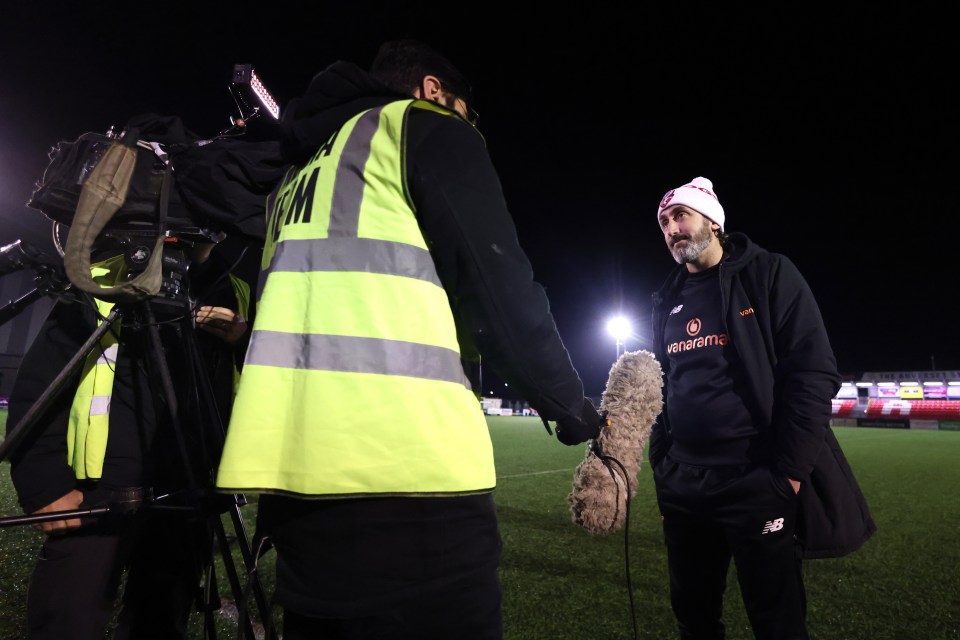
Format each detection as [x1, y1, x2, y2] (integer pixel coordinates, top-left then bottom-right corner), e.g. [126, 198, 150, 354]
[768, 469, 797, 500]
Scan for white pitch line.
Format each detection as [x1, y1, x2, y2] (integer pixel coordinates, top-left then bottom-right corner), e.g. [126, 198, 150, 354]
[498, 468, 572, 479]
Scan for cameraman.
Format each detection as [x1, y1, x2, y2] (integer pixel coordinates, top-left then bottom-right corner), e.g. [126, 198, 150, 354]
[6, 240, 251, 640]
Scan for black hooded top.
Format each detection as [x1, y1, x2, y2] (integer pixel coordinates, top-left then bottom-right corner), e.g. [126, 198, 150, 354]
[277, 60, 589, 424]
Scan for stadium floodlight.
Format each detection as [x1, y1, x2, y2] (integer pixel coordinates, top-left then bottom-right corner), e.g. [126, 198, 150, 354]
[855, 382, 874, 387]
[606, 315, 632, 360]
[900, 381, 919, 386]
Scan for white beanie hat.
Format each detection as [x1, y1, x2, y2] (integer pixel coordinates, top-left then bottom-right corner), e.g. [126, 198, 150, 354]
[657, 177, 725, 231]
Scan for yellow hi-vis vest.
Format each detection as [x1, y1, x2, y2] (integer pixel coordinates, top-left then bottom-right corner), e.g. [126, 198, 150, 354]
[216, 99, 496, 498]
[67, 255, 126, 480]
[67, 256, 250, 480]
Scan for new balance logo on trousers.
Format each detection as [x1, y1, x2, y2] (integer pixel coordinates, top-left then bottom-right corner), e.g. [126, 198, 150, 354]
[762, 517, 785, 534]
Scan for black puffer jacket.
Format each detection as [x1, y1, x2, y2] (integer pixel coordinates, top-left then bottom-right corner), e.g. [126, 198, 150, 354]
[649, 232, 876, 559]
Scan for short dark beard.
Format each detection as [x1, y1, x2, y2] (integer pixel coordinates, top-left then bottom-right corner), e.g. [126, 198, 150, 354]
[670, 217, 714, 264]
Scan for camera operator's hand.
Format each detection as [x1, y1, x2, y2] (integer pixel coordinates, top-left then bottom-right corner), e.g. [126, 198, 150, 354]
[33, 489, 84, 534]
[195, 306, 248, 344]
[555, 398, 606, 446]
[190, 242, 216, 264]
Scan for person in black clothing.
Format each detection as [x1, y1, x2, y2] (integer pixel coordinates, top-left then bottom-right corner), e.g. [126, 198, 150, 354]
[6, 240, 252, 640]
[245, 40, 604, 640]
[649, 177, 876, 640]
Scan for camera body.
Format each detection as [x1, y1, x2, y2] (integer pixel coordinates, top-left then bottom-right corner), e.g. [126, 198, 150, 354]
[28, 130, 206, 236]
[26, 122, 231, 308]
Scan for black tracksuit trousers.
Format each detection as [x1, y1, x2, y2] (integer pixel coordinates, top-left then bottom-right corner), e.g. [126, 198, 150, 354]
[25, 501, 208, 640]
[654, 458, 808, 640]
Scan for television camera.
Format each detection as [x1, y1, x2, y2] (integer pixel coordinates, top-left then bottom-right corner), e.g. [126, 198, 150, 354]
[10, 63, 281, 311]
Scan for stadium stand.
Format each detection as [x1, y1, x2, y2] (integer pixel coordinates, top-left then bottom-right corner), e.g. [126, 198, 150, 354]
[863, 399, 960, 420]
[831, 399, 857, 417]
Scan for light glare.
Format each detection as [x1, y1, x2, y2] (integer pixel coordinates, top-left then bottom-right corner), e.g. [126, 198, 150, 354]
[606, 316, 631, 341]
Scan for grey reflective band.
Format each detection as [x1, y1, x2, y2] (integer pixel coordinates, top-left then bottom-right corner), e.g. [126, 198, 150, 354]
[246, 331, 471, 388]
[328, 107, 384, 238]
[266, 237, 441, 286]
[90, 395, 111, 416]
[96, 344, 119, 366]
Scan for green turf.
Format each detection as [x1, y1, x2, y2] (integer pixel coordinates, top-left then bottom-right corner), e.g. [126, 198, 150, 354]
[2, 411, 959, 639]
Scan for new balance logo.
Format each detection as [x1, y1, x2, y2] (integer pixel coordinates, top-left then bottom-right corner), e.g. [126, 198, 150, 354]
[761, 518, 785, 534]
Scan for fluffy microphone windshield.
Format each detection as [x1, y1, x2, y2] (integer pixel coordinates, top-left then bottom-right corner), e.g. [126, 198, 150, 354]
[567, 349, 663, 535]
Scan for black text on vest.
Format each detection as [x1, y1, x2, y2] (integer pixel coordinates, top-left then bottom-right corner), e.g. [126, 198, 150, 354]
[268, 130, 339, 242]
[270, 167, 319, 242]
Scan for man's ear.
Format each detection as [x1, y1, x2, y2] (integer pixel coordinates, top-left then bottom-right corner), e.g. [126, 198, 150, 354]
[416, 75, 443, 101]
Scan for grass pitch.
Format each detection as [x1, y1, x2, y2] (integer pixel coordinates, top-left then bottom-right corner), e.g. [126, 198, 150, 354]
[2, 412, 958, 639]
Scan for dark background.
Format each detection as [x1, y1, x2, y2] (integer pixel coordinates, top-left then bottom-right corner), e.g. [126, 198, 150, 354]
[1, 3, 955, 399]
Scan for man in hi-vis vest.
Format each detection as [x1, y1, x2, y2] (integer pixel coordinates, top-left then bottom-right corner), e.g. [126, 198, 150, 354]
[216, 40, 604, 639]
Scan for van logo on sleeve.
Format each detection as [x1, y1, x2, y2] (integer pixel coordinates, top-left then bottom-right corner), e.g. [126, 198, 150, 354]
[739, 307, 755, 316]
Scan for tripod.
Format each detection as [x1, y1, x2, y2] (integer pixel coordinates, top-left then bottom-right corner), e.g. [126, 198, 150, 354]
[0, 270, 276, 639]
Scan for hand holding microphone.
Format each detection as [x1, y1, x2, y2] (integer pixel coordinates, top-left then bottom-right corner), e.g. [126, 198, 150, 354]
[555, 398, 606, 445]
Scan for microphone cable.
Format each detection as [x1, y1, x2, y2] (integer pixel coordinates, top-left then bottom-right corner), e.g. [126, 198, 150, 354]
[588, 439, 639, 640]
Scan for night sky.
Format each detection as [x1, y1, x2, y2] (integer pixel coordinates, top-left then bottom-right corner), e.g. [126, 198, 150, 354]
[1, 4, 955, 399]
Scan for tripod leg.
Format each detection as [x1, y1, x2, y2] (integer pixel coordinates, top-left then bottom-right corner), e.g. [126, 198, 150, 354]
[225, 500, 278, 640]
[200, 561, 220, 640]
[175, 311, 277, 639]
[141, 305, 199, 491]
[190, 516, 223, 640]
[212, 512, 263, 640]
[134, 305, 224, 637]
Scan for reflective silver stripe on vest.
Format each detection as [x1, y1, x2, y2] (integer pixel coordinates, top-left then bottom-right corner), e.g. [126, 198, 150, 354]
[265, 237, 441, 286]
[246, 331, 471, 388]
[90, 396, 111, 416]
[328, 107, 384, 238]
[96, 344, 119, 366]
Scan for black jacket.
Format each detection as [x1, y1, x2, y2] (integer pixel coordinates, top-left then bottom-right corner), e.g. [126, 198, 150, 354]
[649, 232, 876, 558]
[278, 61, 590, 424]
